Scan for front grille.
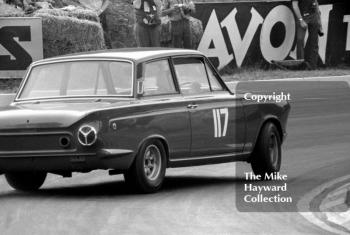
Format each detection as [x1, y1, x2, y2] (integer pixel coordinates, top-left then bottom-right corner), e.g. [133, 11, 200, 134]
[0, 132, 74, 152]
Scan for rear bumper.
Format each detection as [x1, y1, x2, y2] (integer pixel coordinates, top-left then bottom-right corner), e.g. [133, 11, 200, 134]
[0, 149, 135, 173]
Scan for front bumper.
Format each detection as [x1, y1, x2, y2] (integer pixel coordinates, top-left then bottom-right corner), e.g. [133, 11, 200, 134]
[0, 149, 135, 173]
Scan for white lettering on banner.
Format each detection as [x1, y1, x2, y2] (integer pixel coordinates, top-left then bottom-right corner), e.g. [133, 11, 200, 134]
[221, 7, 263, 67]
[260, 5, 295, 62]
[319, 5, 333, 63]
[344, 15, 350, 51]
[198, 4, 334, 69]
[197, 10, 233, 69]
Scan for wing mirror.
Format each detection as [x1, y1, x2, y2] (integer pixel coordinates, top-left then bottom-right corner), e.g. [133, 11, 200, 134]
[137, 80, 144, 96]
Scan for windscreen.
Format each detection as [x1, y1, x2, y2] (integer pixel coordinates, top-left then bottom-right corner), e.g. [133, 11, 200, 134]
[18, 60, 133, 100]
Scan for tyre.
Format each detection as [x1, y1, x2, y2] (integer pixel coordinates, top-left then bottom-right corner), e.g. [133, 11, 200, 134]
[251, 122, 281, 178]
[5, 172, 47, 191]
[124, 139, 166, 193]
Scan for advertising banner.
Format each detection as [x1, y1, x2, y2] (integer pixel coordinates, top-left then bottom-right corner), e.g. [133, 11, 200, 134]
[194, 0, 350, 69]
[0, 17, 43, 79]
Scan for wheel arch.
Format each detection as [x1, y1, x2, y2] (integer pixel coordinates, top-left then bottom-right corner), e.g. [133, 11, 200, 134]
[136, 135, 170, 167]
[264, 118, 283, 142]
[251, 117, 283, 155]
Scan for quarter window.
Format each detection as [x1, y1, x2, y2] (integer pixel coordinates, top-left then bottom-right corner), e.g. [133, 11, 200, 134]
[143, 59, 176, 96]
[205, 61, 223, 91]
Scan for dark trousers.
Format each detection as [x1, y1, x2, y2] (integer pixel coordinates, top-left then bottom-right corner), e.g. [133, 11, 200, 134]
[135, 23, 161, 47]
[296, 13, 320, 69]
[171, 19, 192, 49]
[100, 12, 112, 48]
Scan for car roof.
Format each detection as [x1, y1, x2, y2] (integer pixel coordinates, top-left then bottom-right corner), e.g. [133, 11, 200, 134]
[33, 48, 204, 65]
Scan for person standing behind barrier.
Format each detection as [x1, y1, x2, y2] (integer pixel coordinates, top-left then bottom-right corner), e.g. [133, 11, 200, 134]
[292, 0, 323, 69]
[162, 0, 195, 49]
[97, 0, 111, 48]
[133, 0, 162, 47]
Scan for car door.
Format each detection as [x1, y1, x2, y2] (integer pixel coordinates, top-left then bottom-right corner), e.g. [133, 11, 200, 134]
[172, 56, 246, 158]
[140, 58, 191, 160]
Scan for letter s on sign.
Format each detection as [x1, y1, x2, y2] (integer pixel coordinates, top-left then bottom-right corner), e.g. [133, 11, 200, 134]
[0, 26, 33, 70]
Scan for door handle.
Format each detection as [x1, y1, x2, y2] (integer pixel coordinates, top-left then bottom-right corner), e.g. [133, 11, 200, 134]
[187, 104, 198, 109]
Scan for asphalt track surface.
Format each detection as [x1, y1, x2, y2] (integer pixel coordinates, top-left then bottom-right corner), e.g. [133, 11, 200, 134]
[0, 78, 349, 234]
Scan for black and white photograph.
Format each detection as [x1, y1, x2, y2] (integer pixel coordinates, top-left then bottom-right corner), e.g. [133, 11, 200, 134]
[0, 0, 350, 234]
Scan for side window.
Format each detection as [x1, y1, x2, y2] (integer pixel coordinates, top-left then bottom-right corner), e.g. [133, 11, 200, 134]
[173, 57, 210, 95]
[143, 59, 176, 96]
[205, 61, 224, 91]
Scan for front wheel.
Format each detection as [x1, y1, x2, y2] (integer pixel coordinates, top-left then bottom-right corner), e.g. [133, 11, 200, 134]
[124, 139, 166, 193]
[5, 172, 47, 191]
[251, 122, 281, 177]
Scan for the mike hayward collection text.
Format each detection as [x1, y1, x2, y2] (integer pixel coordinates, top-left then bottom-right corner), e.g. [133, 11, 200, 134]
[243, 172, 293, 203]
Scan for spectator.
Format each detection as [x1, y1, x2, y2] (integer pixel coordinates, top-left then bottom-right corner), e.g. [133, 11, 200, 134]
[292, 0, 323, 69]
[133, 0, 162, 47]
[97, 0, 110, 16]
[97, 0, 111, 48]
[162, 0, 195, 49]
[5, 0, 35, 13]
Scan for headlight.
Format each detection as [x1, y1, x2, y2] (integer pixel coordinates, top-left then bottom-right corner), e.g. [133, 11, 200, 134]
[77, 125, 98, 146]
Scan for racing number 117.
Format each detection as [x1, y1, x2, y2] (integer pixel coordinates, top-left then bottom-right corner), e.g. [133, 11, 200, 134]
[212, 108, 228, 138]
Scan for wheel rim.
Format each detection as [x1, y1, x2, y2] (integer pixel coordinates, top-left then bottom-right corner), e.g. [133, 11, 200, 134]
[268, 133, 279, 168]
[143, 144, 162, 181]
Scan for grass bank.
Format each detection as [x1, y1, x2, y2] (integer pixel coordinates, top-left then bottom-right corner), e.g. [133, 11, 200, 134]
[220, 67, 350, 82]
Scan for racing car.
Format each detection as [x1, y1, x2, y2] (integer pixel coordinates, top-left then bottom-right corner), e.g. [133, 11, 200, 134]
[0, 48, 290, 193]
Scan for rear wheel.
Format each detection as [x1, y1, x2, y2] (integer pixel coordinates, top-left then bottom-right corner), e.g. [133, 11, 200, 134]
[124, 139, 166, 193]
[251, 122, 281, 177]
[5, 172, 47, 191]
